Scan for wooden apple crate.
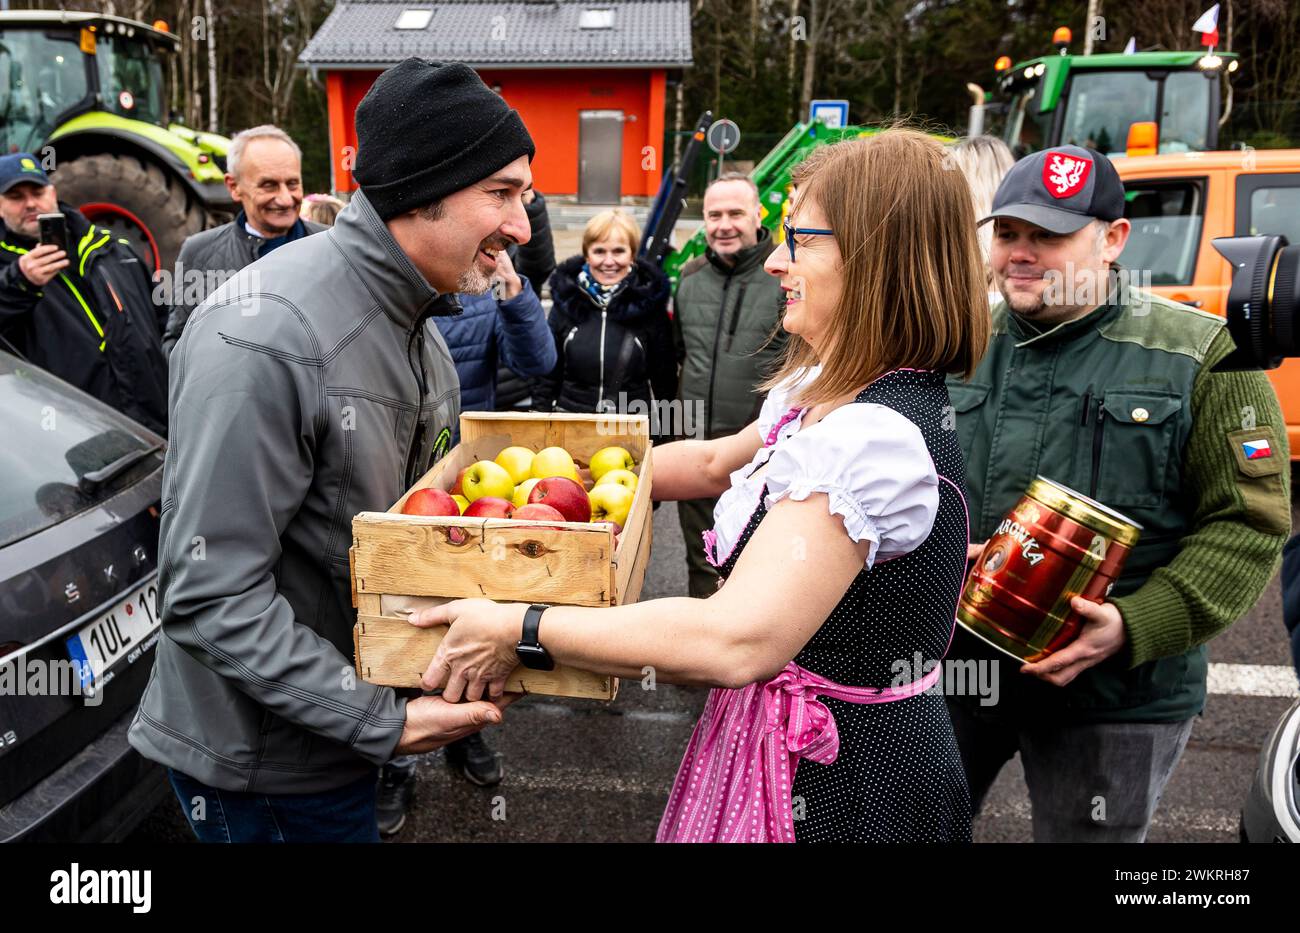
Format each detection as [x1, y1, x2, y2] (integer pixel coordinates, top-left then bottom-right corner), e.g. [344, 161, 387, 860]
[349, 411, 655, 701]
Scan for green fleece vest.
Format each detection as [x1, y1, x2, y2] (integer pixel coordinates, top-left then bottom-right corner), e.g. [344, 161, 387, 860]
[675, 231, 786, 439]
[948, 286, 1289, 722]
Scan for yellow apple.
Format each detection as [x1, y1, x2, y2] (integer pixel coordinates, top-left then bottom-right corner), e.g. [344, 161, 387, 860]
[531, 446, 577, 480]
[589, 482, 635, 529]
[494, 446, 535, 484]
[512, 478, 540, 508]
[452, 494, 469, 514]
[589, 445, 635, 480]
[461, 460, 515, 502]
[594, 468, 638, 492]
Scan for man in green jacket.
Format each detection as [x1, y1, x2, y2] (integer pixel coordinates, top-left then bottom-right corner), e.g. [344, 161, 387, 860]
[948, 146, 1291, 842]
[673, 173, 786, 596]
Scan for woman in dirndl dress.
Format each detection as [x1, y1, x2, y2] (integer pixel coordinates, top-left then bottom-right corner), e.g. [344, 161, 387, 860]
[410, 128, 991, 842]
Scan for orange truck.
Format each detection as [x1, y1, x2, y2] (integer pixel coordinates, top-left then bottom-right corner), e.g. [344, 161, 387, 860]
[1115, 149, 1300, 455]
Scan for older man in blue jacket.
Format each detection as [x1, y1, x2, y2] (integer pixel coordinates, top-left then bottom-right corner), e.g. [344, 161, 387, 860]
[377, 245, 554, 834]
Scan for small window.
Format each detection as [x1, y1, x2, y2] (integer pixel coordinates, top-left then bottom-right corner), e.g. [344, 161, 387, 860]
[395, 9, 433, 30]
[1120, 180, 1205, 286]
[579, 9, 615, 29]
[1159, 72, 1211, 153]
[1248, 186, 1300, 246]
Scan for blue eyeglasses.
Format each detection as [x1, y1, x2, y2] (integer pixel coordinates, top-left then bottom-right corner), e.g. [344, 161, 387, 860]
[782, 220, 834, 261]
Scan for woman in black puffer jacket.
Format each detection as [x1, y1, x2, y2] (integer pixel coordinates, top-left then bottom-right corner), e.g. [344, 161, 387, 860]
[533, 210, 679, 443]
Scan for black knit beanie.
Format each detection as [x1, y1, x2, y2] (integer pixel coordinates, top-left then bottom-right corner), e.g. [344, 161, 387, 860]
[353, 59, 536, 221]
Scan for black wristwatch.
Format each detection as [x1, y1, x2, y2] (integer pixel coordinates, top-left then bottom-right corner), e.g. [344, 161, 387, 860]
[515, 604, 555, 671]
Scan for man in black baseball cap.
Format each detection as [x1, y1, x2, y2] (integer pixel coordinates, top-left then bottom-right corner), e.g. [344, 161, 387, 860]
[979, 144, 1130, 326]
[944, 145, 1290, 842]
[0, 152, 169, 433]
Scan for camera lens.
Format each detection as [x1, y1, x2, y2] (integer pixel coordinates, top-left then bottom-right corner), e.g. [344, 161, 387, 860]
[1212, 235, 1300, 371]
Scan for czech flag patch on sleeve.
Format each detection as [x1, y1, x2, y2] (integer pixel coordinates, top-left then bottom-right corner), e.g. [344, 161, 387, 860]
[1242, 438, 1273, 460]
[1228, 426, 1284, 480]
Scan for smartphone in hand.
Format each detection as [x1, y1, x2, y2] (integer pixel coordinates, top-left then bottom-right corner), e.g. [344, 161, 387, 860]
[38, 212, 68, 255]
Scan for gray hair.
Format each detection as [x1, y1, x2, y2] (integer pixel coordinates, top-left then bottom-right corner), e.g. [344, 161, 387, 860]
[226, 125, 302, 180]
[705, 171, 760, 205]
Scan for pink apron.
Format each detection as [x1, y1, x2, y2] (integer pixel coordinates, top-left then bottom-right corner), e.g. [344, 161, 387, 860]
[656, 660, 943, 843]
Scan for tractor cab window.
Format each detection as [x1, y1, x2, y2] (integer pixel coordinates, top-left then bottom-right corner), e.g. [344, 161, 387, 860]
[95, 36, 165, 125]
[1060, 71, 1158, 156]
[1159, 72, 1212, 153]
[1004, 81, 1053, 158]
[0, 31, 90, 153]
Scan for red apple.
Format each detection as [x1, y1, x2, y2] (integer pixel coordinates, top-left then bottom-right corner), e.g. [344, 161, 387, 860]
[513, 503, 566, 523]
[450, 466, 470, 497]
[402, 488, 460, 516]
[527, 476, 591, 524]
[463, 496, 515, 519]
[591, 519, 623, 536]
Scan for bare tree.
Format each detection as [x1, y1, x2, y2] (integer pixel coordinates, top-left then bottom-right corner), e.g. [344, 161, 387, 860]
[204, 0, 217, 133]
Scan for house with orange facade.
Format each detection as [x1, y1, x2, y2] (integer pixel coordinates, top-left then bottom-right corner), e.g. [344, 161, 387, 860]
[298, 0, 693, 202]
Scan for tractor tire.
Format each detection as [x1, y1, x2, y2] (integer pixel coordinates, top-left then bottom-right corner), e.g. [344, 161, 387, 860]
[51, 152, 212, 274]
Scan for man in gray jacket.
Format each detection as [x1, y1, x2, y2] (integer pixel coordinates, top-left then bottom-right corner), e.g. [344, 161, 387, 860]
[673, 173, 785, 597]
[128, 59, 536, 842]
[160, 125, 325, 357]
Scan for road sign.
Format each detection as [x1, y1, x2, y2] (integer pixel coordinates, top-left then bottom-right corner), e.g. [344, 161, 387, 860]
[809, 99, 850, 129]
[706, 119, 741, 154]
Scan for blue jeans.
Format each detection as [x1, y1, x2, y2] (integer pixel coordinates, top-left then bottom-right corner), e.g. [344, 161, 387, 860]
[168, 769, 380, 843]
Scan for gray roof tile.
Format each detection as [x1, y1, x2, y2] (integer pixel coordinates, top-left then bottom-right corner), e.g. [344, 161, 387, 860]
[299, 1, 693, 68]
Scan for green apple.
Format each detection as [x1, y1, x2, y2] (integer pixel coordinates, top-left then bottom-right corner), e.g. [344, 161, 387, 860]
[594, 468, 638, 492]
[494, 446, 535, 484]
[452, 494, 470, 514]
[461, 460, 515, 502]
[531, 446, 577, 480]
[589, 481, 635, 529]
[589, 445, 635, 481]
[512, 477, 540, 508]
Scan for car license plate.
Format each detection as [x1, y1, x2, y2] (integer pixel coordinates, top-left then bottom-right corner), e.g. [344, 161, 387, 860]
[66, 579, 160, 688]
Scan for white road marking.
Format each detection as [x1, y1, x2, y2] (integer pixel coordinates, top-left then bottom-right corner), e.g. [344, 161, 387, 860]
[1206, 663, 1299, 698]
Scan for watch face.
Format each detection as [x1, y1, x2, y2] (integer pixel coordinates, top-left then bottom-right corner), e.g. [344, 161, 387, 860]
[516, 644, 555, 671]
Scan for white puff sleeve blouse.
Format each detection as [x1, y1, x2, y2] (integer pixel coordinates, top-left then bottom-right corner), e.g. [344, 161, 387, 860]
[709, 369, 939, 570]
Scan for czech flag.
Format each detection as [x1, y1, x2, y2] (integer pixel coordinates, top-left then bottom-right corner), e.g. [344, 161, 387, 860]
[1242, 438, 1272, 460]
[1193, 4, 1220, 48]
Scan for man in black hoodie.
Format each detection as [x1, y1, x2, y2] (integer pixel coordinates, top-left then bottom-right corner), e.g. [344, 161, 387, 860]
[0, 153, 168, 435]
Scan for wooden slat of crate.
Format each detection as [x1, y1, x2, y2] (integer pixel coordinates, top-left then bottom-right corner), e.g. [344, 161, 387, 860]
[612, 446, 653, 604]
[353, 613, 616, 700]
[352, 514, 617, 605]
[619, 507, 654, 605]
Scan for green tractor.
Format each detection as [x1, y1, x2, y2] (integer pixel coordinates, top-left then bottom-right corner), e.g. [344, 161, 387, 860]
[985, 44, 1239, 158]
[0, 11, 233, 272]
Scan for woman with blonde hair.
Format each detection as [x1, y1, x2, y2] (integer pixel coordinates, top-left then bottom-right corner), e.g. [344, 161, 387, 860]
[413, 129, 990, 843]
[948, 135, 1014, 299]
[532, 209, 676, 441]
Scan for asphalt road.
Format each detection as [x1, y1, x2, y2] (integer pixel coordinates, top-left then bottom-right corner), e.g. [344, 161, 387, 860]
[130, 494, 1300, 844]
